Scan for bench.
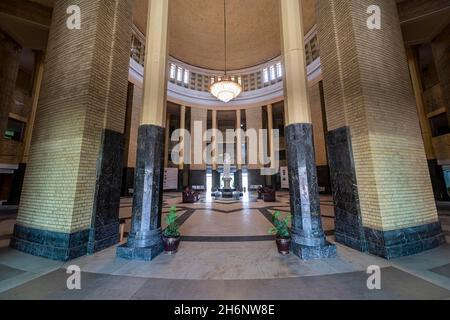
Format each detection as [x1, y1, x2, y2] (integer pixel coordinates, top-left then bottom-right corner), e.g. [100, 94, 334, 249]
[119, 217, 132, 242]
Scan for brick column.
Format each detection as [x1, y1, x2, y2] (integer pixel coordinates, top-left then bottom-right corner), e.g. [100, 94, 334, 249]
[11, 0, 133, 261]
[117, 0, 170, 261]
[317, 0, 445, 258]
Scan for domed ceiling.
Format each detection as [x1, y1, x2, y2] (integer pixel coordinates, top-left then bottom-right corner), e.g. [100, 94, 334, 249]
[26, 0, 317, 70]
[133, 0, 317, 70]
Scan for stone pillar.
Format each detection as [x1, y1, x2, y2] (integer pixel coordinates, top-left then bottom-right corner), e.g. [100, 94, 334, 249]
[212, 109, 218, 170]
[179, 106, 186, 170]
[235, 109, 242, 189]
[122, 85, 143, 197]
[190, 107, 207, 187]
[317, 0, 445, 258]
[22, 52, 45, 165]
[11, 0, 133, 261]
[280, 0, 336, 260]
[246, 107, 265, 187]
[178, 105, 186, 189]
[267, 104, 275, 170]
[164, 113, 171, 169]
[117, 0, 170, 261]
[266, 104, 276, 186]
[406, 46, 447, 201]
[5, 51, 45, 206]
[212, 109, 219, 189]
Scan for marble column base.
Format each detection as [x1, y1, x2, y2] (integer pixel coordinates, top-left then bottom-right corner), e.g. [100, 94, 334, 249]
[87, 222, 119, 254]
[10, 225, 89, 261]
[427, 159, 449, 201]
[327, 127, 446, 258]
[291, 242, 337, 260]
[88, 129, 123, 254]
[116, 240, 163, 261]
[364, 222, 446, 259]
[285, 123, 336, 260]
[4, 163, 26, 205]
[326, 127, 368, 252]
[116, 124, 164, 261]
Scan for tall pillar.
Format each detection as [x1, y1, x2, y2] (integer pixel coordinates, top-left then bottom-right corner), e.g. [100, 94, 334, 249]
[280, 0, 336, 260]
[246, 107, 265, 187]
[179, 106, 186, 170]
[317, 0, 445, 258]
[11, 0, 133, 261]
[117, 0, 170, 261]
[406, 47, 435, 160]
[235, 109, 242, 189]
[266, 104, 276, 186]
[406, 46, 447, 201]
[5, 51, 45, 206]
[236, 109, 243, 169]
[431, 24, 450, 125]
[267, 105, 275, 169]
[164, 113, 171, 169]
[0, 31, 21, 136]
[178, 106, 186, 189]
[211, 109, 220, 189]
[122, 85, 143, 197]
[212, 109, 218, 171]
[190, 107, 207, 187]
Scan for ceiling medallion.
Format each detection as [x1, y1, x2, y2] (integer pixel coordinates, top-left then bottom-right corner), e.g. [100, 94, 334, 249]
[209, 0, 242, 103]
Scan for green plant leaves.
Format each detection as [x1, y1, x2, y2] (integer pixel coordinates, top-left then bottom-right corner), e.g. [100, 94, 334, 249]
[163, 206, 181, 238]
[268, 211, 291, 238]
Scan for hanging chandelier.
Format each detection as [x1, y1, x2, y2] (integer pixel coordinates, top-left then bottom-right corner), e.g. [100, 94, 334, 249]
[209, 0, 242, 103]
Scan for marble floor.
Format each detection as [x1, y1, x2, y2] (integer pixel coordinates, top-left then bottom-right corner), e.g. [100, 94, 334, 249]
[0, 192, 450, 300]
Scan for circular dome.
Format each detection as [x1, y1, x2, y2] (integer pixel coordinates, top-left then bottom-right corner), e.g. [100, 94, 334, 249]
[133, 0, 318, 71]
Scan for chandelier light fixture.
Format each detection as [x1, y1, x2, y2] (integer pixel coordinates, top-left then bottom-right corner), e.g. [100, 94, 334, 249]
[209, 0, 242, 103]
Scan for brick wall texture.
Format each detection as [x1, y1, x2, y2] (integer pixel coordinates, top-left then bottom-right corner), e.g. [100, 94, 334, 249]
[17, 0, 132, 233]
[317, 0, 439, 231]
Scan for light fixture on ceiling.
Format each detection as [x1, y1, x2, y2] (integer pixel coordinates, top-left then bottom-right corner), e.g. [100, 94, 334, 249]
[209, 0, 242, 103]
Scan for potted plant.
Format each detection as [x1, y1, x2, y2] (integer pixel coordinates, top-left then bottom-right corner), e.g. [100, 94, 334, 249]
[162, 206, 181, 254]
[268, 211, 291, 255]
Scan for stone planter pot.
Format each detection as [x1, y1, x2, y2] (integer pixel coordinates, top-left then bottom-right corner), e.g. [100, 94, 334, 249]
[276, 237, 291, 255]
[163, 236, 181, 254]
